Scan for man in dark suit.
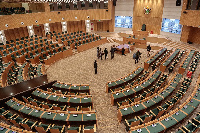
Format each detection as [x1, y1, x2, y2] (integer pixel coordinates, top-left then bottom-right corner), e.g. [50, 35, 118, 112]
[147, 44, 151, 57]
[122, 47, 126, 56]
[94, 60, 97, 74]
[104, 48, 108, 59]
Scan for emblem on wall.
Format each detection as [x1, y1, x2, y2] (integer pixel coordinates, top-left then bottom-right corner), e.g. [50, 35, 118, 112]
[144, 6, 151, 14]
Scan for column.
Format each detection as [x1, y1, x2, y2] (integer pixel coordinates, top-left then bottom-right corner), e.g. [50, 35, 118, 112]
[27, 25, 34, 37]
[0, 30, 7, 44]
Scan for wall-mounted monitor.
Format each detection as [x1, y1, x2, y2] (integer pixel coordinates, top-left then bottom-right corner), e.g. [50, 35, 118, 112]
[161, 18, 182, 34]
[115, 16, 132, 28]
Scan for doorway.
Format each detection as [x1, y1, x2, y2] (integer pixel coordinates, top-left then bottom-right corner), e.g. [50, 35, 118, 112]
[97, 22, 103, 31]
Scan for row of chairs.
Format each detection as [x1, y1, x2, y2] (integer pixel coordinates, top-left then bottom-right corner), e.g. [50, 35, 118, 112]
[23, 96, 92, 112]
[168, 50, 185, 73]
[125, 77, 191, 131]
[111, 70, 162, 106]
[130, 80, 200, 132]
[106, 67, 144, 93]
[177, 112, 200, 133]
[32, 88, 93, 107]
[117, 74, 168, 108]
[53, 81, 90, 93]
[144, 48, 167, 70]
[160, 49, 181, 72]
[117, 73, 182, 122]
[0, 107, 96, 133]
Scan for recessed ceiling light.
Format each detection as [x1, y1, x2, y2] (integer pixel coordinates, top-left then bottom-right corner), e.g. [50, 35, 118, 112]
[62, 17, 64, 20]
[29, 87, 31, 88]
[49, 19, 51, 21]
[21, 22, 24, 25]
[5, 24, 8, 27]
[75, 17, 77, 19]
[44, 82, 46, 83]
[10, 93, 13, 95]
[35, 20, 38, 23]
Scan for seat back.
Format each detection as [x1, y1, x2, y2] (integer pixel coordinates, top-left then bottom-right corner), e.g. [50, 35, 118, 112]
[35, 126, 46, 133]
[20, 123, 32, 131]
[131, 120, 140, 127]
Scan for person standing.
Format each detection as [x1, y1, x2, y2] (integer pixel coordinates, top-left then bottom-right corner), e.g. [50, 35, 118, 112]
[135, 54, 139, 64]
[94, 60, 97, 74]
[97, 47, 99, 58]
[98, 48, 101, 59]
[147, 44, 151, 57]
[104, 48, 108, 60]
[110, 46, 115, 59]
[122, 47, 126, 56]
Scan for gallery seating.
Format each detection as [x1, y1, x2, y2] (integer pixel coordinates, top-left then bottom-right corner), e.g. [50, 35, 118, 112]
[144, 48, 167, 70]
[129, 78, 200, 132]
[177, 112, 200, 133]
[160, 49, 180, 72]
[106, 67, 144, 93]
[111, 70, 161, 106]
[178, 50, 195, 74]
[168, 50, 185, 73]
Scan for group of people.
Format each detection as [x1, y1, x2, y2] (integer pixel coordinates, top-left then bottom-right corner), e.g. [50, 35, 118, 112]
[94, 44, 152, 74]
[97, 47, 108, 60]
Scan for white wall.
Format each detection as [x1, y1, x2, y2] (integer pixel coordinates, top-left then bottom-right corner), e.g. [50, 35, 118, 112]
[115, 0, 134, 17]
[160, 0, 183, 41]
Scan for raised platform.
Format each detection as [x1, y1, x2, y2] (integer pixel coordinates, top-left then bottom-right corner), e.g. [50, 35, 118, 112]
[0, 75, 48, 100]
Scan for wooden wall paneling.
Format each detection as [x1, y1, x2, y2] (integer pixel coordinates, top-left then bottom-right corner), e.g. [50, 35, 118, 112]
[82, 20, 86, 32]
[23, 27, 29, 37]
[53, 23, 57, 33]
[49, 23, 53, 33]
[13, 28, 20, 40]
[4, 30, 11, 42]
[18, 27, 25, 39]
[74, 21, 78, 32]
[8, 29, 16, 41]
[57, 22, 62, 33]
[188, 27, 200, 44]
[77, 21, 81, 32]
[132, 0, 164, 34]
[0, 8, 112, 31]
[0, 2, 22, 8]
[40, 24, 45, 37]
[180, 25, 191, 43]
[67, 21, 71, 33]
[180, 0, 200, 27]
[70, 21, 74, 33]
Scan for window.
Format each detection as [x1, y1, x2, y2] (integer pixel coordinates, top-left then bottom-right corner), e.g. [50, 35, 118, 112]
[115, 16, 132, 28]
[161, 18, 182, 34]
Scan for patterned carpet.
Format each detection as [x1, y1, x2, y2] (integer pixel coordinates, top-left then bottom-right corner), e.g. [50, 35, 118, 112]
[46, 34, 200, 132]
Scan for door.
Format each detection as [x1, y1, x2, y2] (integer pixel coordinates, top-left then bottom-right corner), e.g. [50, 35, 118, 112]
[97, 22, 103, 31]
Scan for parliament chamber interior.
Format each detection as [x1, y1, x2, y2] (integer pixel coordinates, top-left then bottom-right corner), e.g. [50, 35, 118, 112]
[0, 0, 200, 133]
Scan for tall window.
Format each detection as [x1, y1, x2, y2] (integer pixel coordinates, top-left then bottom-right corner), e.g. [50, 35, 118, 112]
[115, 16, 132, 28]
[161, 18, 182, 34]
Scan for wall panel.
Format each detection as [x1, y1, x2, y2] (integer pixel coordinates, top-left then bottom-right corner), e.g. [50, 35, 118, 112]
[0, 9, 112, 31]
[133, 0, 164, 34]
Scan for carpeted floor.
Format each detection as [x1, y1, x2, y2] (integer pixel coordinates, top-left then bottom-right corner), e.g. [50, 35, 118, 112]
[47, 41, 157, 133]
[46, 33, 200, 132]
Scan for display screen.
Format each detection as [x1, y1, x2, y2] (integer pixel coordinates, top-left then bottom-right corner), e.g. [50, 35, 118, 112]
[161, 18, 182, 34]
[115, 16, 132, 28]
